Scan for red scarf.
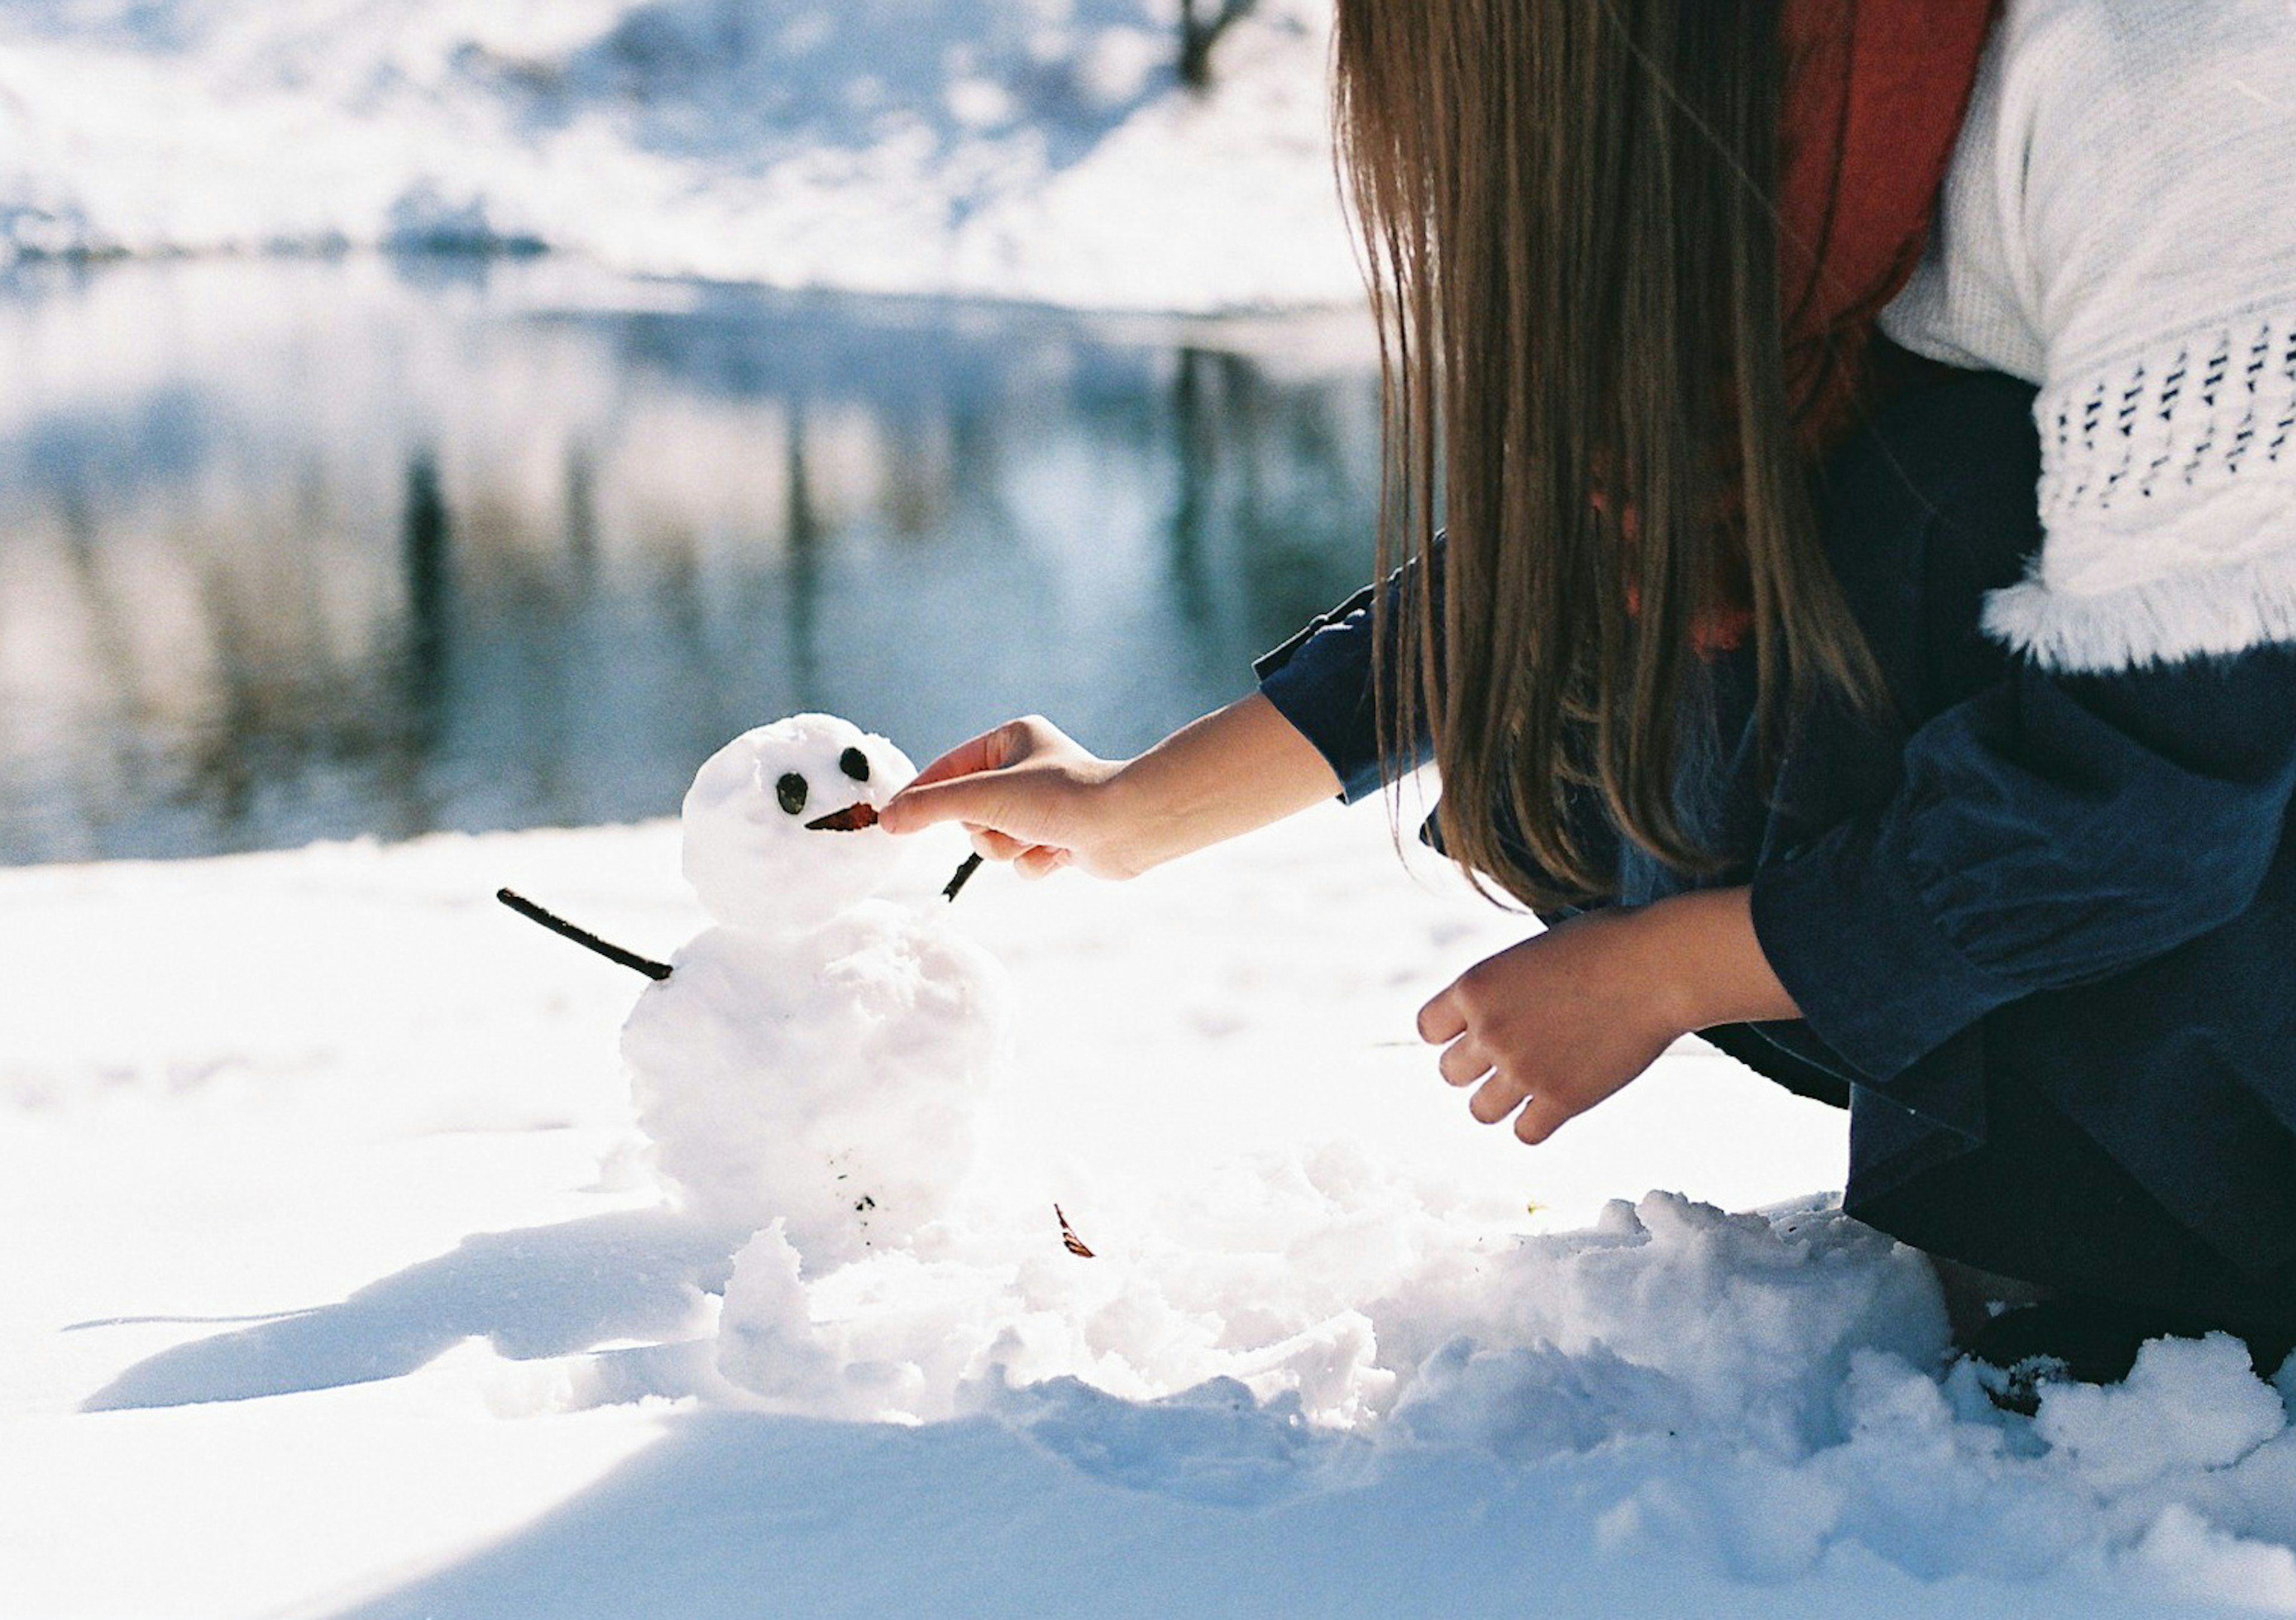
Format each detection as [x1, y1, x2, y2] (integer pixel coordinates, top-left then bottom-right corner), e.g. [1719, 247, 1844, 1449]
[1682, 0, 1998, 651]
[1776, 0, 1999, 459]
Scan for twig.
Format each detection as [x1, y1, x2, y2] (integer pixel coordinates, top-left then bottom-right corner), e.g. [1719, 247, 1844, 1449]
[942, 853, 985, 903]
[496, 888, 673, 981]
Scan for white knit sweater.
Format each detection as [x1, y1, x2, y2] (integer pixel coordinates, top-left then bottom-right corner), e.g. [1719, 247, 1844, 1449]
[1877, 0, 2296, 672]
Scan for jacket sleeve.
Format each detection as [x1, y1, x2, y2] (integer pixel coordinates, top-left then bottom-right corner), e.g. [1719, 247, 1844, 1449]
[1253, 550, 1439, 803]
[1750, 646, 2296, 1085]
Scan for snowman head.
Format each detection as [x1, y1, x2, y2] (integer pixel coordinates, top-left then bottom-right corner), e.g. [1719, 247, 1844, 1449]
[680, 715, 918, 932]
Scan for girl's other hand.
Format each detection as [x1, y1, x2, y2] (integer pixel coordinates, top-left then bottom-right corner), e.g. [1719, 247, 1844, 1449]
[1416, 887, 1800, 1144]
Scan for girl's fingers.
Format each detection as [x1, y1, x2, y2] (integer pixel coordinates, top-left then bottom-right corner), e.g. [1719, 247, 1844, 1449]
[887, 767, 1062, 840]
[1436, 1036, 1491, 1090]
[881, 772, 1000, 833]
[1514, 1094, 1574, 1145]
[1012, 844, 1073, 880]
[1470, 1070, 1531, 1127]
[884, 718, 1082, 838]
[884, 724, 1036, 833]
[1416, 987, 1468, 1045]
[968, 826, 1030, 861]
[905, 720, 1033, 791]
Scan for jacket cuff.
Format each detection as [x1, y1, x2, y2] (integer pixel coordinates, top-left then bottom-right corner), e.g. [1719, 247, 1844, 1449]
[1750, 803, 2024, 1088]
[1251, 582, 1374, 684]
[1257, 661, 1383, 803]
[1253, 584, 1386, 803]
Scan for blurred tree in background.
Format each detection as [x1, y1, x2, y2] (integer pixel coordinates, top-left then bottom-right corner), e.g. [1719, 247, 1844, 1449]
[1178, 0, 1257, 89]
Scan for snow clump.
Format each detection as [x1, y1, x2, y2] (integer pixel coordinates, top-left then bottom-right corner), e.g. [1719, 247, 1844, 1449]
[619, 714, 1004, 1274]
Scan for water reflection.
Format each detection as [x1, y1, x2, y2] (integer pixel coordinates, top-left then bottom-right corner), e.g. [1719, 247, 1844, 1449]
[0, 257, 1381, 865]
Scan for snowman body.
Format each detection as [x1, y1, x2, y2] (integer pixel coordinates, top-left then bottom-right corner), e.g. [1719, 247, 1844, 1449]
[619, 715, 1002, 1273]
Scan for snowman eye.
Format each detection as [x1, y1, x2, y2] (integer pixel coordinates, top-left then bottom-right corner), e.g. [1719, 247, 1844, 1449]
[775, 773, 808, 816]
[839, 746, 871, 783]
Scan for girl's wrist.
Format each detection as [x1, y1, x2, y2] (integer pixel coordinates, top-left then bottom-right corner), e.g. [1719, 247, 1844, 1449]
[1092, 756, 1176, 878]
[1635, 886, 1802, 1032]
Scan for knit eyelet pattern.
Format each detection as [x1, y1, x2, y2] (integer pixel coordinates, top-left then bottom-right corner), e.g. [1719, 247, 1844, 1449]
[1984, 307, 2296, 672]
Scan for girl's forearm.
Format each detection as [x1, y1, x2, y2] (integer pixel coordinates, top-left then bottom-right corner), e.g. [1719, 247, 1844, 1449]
[882, 694, 1341, 880]
[1106, 692, 1344, 871]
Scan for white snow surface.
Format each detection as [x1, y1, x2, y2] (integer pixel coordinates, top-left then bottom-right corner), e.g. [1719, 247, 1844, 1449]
[9, 779, 2296, 1617]
[0, 0, 1362, 312]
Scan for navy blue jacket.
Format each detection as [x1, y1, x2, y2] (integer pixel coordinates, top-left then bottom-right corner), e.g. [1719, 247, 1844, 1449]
[1254, 371, 2296, 1325]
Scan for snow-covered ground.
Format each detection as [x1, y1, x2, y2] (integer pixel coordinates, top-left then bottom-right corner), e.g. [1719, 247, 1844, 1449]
[9, 788, 2296, 1619]
[0, 0, 1359, 310]
[13, 5, 2296, 1615]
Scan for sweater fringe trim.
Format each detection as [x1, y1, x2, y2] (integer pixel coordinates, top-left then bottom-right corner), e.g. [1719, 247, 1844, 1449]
[1983, 546, 2296, 672]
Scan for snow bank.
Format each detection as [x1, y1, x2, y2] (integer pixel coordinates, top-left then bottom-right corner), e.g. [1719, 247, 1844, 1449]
[0, 0, 1360, 311]
[669, 1154, 2296, 1612]
[7, 794, 2295, 1616]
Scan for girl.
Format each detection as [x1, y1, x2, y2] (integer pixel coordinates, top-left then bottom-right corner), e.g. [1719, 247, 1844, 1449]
[882, 0, 2296, 1380]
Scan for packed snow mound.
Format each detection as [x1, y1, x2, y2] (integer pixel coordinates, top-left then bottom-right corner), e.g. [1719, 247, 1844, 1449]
[622, 715, 1003, 1267]
[679, 715, 918, 932]
[704, 1180, 1947, 1435]
[619, 712, 1005, 1259]
[655, 1180, 2296, 1610]
[621, 912, 1004, 1259]
[0, 0, 1361, 310]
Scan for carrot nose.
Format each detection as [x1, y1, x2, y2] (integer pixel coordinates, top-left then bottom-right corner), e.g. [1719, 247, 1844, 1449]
[804, 802, 880, 832]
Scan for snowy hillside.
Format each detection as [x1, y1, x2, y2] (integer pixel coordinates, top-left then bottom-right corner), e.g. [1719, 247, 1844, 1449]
[0, 0, 1360, 310]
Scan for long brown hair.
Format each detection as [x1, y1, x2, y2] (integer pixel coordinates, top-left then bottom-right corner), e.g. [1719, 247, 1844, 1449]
[1334, 0, 1879, 908]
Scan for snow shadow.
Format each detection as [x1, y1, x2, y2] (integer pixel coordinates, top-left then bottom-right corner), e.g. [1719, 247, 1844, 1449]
[317, 1403, 2146, 1620]
[79, 1209, 738, 1411]
[989, 1374, 1355, 1510]
[325, 1405, 1507, 1620]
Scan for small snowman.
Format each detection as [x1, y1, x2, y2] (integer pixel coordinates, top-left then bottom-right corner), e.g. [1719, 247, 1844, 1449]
[618, 713, 1003, 1273]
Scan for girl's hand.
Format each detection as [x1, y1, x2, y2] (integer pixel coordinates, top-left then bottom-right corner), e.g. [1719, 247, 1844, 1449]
[880, 695, 1342, 881]
[880, 716, 1127, 878]
[1416, 887, 1800, 1144]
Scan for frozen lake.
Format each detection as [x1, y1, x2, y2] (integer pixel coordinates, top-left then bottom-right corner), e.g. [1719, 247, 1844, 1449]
[0, 255, 1382, 864]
